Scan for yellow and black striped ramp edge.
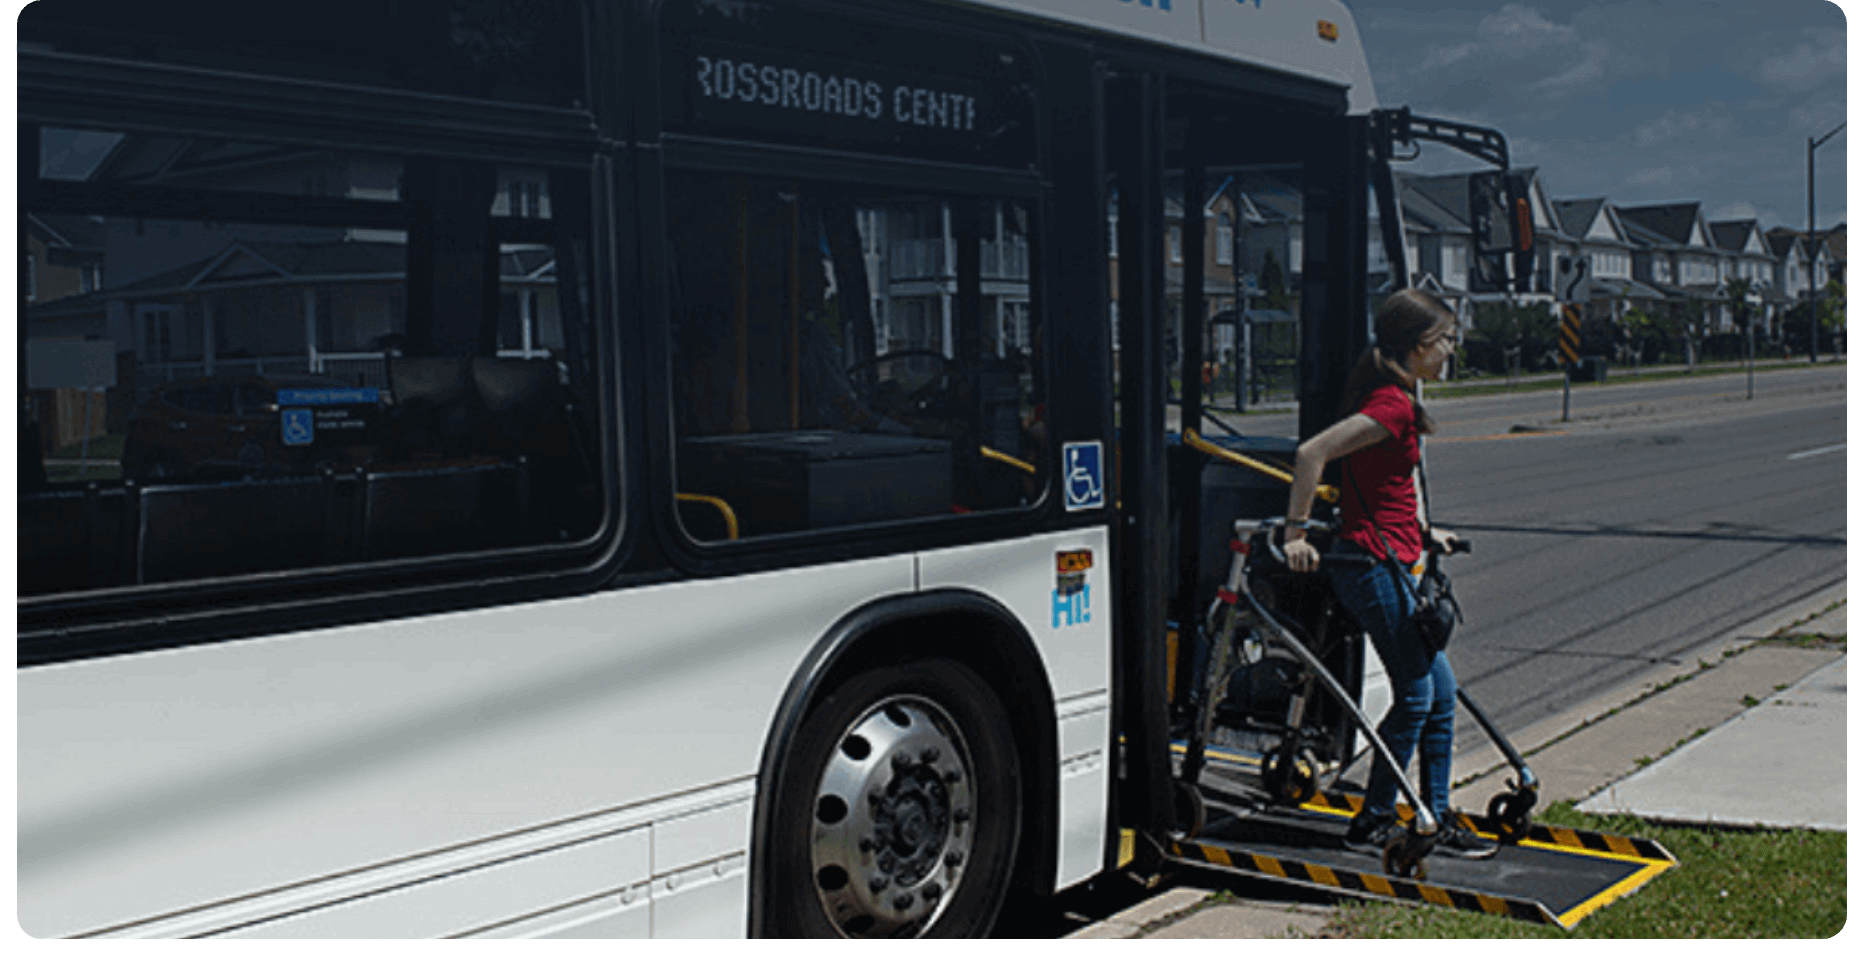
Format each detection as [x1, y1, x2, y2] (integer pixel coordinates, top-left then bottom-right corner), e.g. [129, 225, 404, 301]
[1165, 788, 1676, 930]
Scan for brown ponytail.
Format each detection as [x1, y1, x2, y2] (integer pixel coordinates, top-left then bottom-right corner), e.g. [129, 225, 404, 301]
[1336, 288, 1455, 434]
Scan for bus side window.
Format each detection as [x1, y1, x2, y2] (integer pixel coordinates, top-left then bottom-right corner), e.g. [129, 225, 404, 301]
[19, 126, 605, 595]
[665, 171, 1044, 541]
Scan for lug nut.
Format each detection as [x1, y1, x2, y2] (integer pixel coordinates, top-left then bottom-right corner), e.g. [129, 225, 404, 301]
[893, 893, 915, 911]
[943, 769, 962, 784]
[953, 807, 971, 823]
[922, 882, 942, 901]
[870, 876, 889, 893]
[869, 790, 885, 807]
[858, 836, 874, 853]
[921, 747, 941, 763]
[893, 753, 912, 771]
[945, 851, 963, 867]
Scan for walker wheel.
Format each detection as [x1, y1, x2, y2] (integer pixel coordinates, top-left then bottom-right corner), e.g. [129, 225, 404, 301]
[1262, 746, 1319, 807]
[1486, 788, 1537, 844]
[1382, 831, 1434, 881]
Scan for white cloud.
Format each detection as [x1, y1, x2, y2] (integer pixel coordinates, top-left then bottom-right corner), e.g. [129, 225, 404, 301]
[1623, 167, 1675, 189]
[1754, 28, 1845, 94]
[1418, 3, 1576, 72]
[1529, 39, 1611, 98]
[1477, 3, 1577, 51]
[1632, 109, 1739, 149]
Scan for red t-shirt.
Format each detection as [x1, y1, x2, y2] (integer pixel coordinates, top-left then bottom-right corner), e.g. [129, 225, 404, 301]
[1339, 384, 1422, 563]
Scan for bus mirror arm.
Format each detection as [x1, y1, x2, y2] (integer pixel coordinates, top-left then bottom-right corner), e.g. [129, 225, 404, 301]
[1372, 108, 1509, 171]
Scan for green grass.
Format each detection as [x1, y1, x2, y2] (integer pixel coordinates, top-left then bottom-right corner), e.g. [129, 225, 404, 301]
[45, 432, 125, 460]
[1422, 359, 1842, 400]
[1326, 803, 1846, 938]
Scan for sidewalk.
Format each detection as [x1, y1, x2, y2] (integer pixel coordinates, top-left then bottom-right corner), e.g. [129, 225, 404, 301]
[1069, 586, 1846, 939]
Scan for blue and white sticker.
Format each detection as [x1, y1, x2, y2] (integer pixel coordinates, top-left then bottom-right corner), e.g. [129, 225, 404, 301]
[281, 408, 315, 446]
[1062, 441, 1104, 512]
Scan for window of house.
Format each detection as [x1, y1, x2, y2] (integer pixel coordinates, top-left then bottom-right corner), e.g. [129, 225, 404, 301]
[1214, 213, 1233, 266]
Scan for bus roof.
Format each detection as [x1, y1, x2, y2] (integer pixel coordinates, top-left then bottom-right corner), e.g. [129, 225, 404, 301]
[956, 0, 1378, 114]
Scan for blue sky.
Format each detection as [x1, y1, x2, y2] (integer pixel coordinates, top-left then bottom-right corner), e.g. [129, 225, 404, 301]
[1343, 0, 1848, 233]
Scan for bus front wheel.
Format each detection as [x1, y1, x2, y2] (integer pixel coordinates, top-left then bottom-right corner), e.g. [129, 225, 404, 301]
[768, 659, 1021, 938]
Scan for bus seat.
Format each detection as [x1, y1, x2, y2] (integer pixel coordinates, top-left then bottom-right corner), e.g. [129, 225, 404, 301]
[360, 460, 529, 560]
[138, 477, 337, 584]
[19, 485, 131, 595]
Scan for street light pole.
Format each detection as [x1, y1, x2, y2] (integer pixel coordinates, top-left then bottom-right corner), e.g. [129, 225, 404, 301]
[1807, 121, 1844, 363]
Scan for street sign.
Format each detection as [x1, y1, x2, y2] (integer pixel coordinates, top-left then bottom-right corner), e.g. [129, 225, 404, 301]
[1560, 305, 1581, 365]
[1555, 255, 1590, 305]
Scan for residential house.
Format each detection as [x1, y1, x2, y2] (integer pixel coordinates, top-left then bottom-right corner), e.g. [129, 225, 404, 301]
[26, 130, 572, 394]
[1617, 202, 1727, 333]
[860, 200, 1033, 361]
[1551, 197, 1666, 321]
[1708, 219, 1778, 335]
[1397, 168, 1569, 325]
[1764, 226, 1834, 299]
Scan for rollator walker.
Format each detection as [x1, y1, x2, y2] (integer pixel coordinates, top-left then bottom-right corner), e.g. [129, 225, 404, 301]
[1171, 431, 1540, 880]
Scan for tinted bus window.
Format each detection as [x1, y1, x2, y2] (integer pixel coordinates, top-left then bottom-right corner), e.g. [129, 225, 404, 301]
[666, 174, 1045, 541]
[20, 125, 604, 594]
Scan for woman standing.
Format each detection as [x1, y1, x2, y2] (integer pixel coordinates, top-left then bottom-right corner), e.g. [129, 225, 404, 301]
[1282, 288, 1496, 859]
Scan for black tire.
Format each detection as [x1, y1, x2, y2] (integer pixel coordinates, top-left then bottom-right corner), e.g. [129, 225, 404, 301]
[767, 659, 1021, 938]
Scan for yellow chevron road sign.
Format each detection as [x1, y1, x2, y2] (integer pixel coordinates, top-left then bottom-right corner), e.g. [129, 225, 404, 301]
[1560, 304, 1581, 365]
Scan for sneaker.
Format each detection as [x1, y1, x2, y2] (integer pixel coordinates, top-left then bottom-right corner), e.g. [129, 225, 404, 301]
[1434, 822, 1500, 860]
[1343, 813, 1405, 852]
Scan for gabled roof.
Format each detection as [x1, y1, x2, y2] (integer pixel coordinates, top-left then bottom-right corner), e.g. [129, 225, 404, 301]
[1399, 184, 1468, 234]
[1708, 219, 1767, 256]
[1400, 167, 1567, 241]
[28, 213, 108, 254]
[1764, 230, 1808, 262]
[1616, 202, 1715, 250]
[1551, 198, 1631, 247]
[1235, 175, 1303, 222]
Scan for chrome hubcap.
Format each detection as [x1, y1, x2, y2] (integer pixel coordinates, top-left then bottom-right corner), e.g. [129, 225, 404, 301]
[809, 695, 974, 937]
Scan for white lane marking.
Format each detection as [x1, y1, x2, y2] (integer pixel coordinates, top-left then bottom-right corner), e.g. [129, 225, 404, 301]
[1787, 443, 1846, 460]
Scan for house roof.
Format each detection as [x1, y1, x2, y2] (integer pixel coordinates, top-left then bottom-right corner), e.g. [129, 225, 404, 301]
[1763, 229, 1807, 261]
[1708, 219, 1763, 254]
[1234, 175, 1303, 222]
[1399, 167, 1569, 242]
[1616, 202, 1716, 250]
[45, 238, 556, 301]
[28, 213, 108, 254]
[1563, 197, 1641, 249]
[1399, 184, 1468, 234]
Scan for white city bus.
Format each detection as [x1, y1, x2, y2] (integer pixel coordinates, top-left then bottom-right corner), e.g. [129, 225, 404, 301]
[18, 0, 1414, 938]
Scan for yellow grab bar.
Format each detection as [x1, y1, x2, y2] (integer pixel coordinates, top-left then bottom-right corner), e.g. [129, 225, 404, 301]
[676, 492, 740, 541]
[1181, 428, 1340, 504]
[979, 445, 1036, 475]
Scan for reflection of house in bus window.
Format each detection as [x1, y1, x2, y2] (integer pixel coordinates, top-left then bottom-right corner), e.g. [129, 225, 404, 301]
[665, 174, 1045, 541]
[20, 124, 604, 590]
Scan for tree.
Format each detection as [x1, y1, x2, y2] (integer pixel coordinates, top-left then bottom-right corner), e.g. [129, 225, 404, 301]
[1470, 300, 1560, 374]
[1260, 248, 1289, 312]
[1619, 306, 1675, 372]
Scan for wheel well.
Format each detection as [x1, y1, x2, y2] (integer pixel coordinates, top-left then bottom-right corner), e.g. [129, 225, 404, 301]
[818, 604, 1060, 906]
[749, 592, 1061, 935]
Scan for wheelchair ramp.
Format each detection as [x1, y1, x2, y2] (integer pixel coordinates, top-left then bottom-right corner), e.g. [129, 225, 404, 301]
[1166, 747, 1676, 929]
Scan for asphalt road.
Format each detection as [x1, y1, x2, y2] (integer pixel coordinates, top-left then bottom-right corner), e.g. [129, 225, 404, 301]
[1197, 363, 1846, 741]
[999, 363, 1846, 938]
[1401, 366, 1845, 740]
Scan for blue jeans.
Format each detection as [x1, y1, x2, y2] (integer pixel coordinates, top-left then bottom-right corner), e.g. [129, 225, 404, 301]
[1326, 540, 1457, 822]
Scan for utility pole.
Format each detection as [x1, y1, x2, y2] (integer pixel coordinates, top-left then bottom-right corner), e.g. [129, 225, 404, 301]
[1807, 122, 1844, 363]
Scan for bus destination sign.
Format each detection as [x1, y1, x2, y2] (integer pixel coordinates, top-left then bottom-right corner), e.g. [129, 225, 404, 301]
[672, 40, 1031, 167]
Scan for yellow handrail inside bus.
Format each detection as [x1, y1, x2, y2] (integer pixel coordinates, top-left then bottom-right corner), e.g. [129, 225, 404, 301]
[676, 493, 740, 541]
[979, 445, 1036, 475]
[1181, 429, 1340, 504]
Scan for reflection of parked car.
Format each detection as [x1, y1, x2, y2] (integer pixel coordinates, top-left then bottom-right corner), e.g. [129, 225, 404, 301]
[121, 375, 378, 482]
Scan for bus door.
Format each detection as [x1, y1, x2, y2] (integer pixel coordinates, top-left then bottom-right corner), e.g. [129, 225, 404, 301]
[1101, 64, 1373, 843]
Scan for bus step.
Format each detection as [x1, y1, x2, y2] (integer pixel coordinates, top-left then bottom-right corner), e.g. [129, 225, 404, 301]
[1165, 789, 1676, 930]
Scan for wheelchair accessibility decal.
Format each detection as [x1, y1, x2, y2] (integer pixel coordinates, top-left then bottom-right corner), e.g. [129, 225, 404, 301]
[281, 409, 315, 446]
[1062, 441, 1104, 512]
[1053, 549, 1093, 629]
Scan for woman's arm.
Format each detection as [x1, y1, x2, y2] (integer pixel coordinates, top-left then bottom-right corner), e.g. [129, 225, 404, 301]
[1284, 413, 1388, 571]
